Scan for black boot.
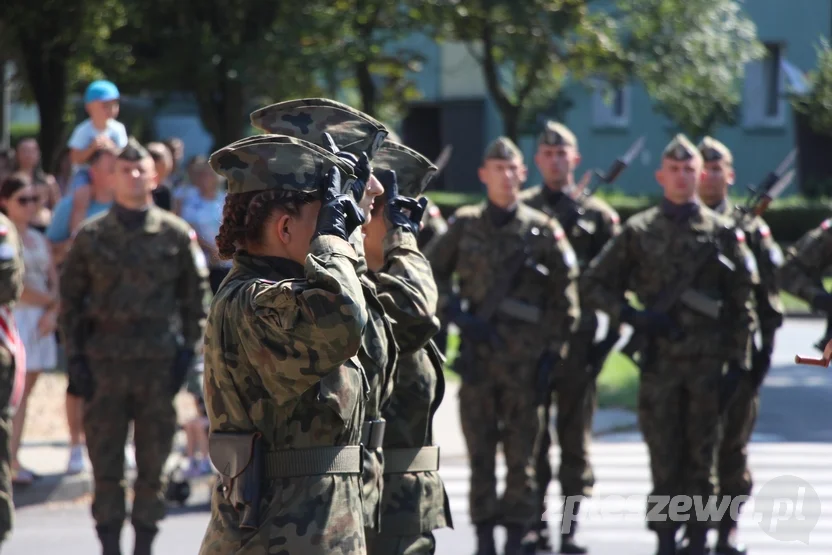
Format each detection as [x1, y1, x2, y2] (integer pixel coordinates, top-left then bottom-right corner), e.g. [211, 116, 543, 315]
[474, 521, 497, 555]
[560, 499, 587, 554]
[537, 499, 553, 551]
[715, 514, 746, 555]
[685, 524, 709, 555]
[504, 524, 527, 555]
[133, 525, 157, 555]
[656, 529, 677, 555]
[96, 524, 122, 555]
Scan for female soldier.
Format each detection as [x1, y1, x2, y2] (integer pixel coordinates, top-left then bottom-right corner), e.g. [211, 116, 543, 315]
[362, 141, 453, 554]
[198, 134, 373, 555]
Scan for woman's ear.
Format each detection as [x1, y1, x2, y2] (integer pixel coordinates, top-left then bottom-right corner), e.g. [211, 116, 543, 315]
[274, 213, 293, 245]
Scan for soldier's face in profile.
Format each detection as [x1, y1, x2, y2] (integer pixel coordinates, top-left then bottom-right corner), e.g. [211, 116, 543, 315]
[699, 160, 734, 203]
[534, 144, 580, 188]
[656, 158, 702, 203]
[359, 173, 384, 224]
[362, 200, 386, 272]
[114, 156, 157, 205]
[479, 157, 527, 207]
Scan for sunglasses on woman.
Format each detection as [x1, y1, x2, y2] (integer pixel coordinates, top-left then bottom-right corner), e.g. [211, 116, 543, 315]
[15, 195, 39, 206]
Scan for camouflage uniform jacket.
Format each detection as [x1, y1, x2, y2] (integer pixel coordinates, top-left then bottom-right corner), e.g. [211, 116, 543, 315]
[520, 184, 621, 331]
[0, 213, 24, 383]
[199, 237, 370, 555]
[710, 200, 784, 346]
[778, 217, 832, 305]
[59, 207, 209, 362]
[425, 202, 581, 365]
[370, 227, 453, 535]
[581, 204, 757, 363]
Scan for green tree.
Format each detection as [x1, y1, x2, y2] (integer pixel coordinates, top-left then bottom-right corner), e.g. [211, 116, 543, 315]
[791, 38, 832, 136]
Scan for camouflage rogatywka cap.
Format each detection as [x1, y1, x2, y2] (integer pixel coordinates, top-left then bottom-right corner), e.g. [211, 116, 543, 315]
[538, 120, 577, 149]
[663, 133, 701, 163]
[372, 141, 438, 197]
[698, 136, 733, 165]
[483, 136, 523, 162]
[249, 98, 389, 160]
[208, 134, 358, 196]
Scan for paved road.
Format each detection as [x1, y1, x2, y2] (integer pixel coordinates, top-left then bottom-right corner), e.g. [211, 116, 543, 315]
[5, 319, 831, 555]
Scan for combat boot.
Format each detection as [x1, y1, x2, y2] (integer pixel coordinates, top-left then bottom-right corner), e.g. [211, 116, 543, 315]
[503, 523, 528, 555]
[96, 524, 122, 555]
[685, 524, 709, 555]
[560, 499, 587, 554]
[715, 514, 747, 555]
[655, 529, 677, 555]
[474, 520, 497, 555]
[133, 525, 157, 555]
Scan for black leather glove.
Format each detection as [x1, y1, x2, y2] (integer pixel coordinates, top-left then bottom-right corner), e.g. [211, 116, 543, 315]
[380, 170, 428, 235]
[313, 167, 366, 241]
[536, 350, 562, 400]
[750, 346, 773, 389]
[719, 361, 747, 413]
[811, 293, 832, 314]
[170, 348, 196, 396]
[68, 355, 95, 401]
[620, 305, 685, 340]
[322, 132, 371, 203]
[445, 296, 495, 344]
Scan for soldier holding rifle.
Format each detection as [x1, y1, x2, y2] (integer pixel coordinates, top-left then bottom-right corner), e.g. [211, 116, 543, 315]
[580, 135, 757, 555]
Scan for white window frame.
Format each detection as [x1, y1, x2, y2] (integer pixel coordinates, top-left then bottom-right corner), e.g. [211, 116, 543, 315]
[743, 42, 787, 129]
[591, 81, 631, 129]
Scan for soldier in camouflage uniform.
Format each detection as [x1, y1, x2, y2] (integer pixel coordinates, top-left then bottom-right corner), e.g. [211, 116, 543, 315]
[199, 134, 371, 555]
[0, 211, 24, 550]
[580, 135, 757, 555]
[424, 137, 581, 555]
[59, 139, 210, 555]
[520, 121, 621, 553]
[362, 140, 453, 554]
[249, 99, 400, 542]
[684, 136, 785, 555]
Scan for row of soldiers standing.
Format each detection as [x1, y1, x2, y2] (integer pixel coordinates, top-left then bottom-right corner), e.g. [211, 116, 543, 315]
[420, 121, 830, 555]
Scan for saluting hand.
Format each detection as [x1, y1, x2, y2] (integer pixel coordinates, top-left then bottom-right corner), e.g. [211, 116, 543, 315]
[381, 170, 428, 235]
[313, 167, 366, 242]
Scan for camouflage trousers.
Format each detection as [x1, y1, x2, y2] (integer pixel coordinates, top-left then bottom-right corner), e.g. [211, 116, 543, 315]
[719, 376, 759, 499]
[362, 447, 384, 533]
[0, 348, 14, 545]
[459, 364, 540, 525]
[533, 330, 597, 531]
[367, 530, 436, 555]
[638, 356, 723, 531]
[85, 359, 177, 530]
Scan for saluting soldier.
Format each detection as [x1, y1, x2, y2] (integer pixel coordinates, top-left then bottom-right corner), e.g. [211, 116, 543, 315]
[199, 134, 370, 554]
[580, 135, 757, 555]
[520, 121, 621, 554]
[363, 141, 453, 554]
[424, 137, 581, 555]
[59, 139, 210, 555]
[684, 136, 785, 555]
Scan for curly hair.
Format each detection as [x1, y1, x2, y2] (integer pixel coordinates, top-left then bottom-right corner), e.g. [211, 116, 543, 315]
[216, 189, 316, 259]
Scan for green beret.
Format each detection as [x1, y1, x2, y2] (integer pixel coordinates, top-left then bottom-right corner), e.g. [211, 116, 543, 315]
[698, 136, 733, 165]
[208, 134, 357, 196]
[663, 134, 701, 162]
[538, 121, 577, 149]
[373, 141, 438, 197]
[484, 136, 522, 162]
[118, 137, 151, 162]
[249, 98, 388, 160]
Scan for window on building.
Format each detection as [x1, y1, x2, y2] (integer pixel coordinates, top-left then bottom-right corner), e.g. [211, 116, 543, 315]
[743, 42, 785, 128]
[592, 82, 631, 128]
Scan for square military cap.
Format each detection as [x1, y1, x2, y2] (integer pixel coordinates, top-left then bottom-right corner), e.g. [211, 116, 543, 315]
[698, 136, 733, 165]
[663, 133, 701, 162]
[372, 141, 438, 197]
[249, 98, 389, 160]
[208, 134, 358, 196]
[538, 120, 578, 149]
[484, 136, 522, 162]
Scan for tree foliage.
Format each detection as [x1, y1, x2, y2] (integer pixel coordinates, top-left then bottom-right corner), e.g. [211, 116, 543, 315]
[791, 38, 832, 137]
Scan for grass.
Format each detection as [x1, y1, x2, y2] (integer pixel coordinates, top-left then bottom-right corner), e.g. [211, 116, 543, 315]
[441, 330, 640, 410]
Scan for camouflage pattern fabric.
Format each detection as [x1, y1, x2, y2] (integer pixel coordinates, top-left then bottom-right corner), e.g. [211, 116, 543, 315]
[198, 240, 369, 555]
[778, 218, 832, 303]
[372, 142, 437, 198]
[424, 202, 580, 525]
[250, 98, 389, 160]
[580, 203, 757, 530]
[368, 532, 437, 555]
[370, 227, 453, 545]
[0, 213, 23, 544]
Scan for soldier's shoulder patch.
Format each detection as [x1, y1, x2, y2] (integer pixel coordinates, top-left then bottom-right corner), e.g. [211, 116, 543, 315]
[822, 218, 832, 231]
[0, 225, 7, 237]
[0, 242, 15, 260]
[735, 229, 746, 243]
[429, 204, 441, 218]
[611, 213, 620, 224]
[758, 224, 771, 238]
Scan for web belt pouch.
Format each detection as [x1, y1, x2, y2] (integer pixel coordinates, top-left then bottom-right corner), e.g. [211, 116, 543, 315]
[361, 419, 387, 450]
[383, 446, 441, 474]
[208, 431, 263, 530]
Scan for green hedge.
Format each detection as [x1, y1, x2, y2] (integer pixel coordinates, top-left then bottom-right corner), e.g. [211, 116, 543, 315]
[426, 191, 832, 244]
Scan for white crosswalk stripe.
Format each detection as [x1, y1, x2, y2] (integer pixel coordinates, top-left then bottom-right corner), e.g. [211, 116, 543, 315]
[436, 438, 832, 554]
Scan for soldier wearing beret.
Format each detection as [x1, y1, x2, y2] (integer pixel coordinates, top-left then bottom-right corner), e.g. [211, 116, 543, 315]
[520, 121, 621, 553]
[250, 99, 400, 541]
[361, 140, 453, 554]
[59, 138, 210, 555]
[198, 134, 371, 555]
[424, 137, 581, 555]
[580, 134, 757, 555]
[674, 136, 785, 555]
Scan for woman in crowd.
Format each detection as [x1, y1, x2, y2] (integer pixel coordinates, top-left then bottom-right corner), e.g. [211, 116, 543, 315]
[13, 138, 60, 233]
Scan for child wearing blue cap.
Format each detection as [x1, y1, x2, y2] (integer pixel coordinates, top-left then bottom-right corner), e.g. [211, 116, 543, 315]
[66, 80, 128, 191]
